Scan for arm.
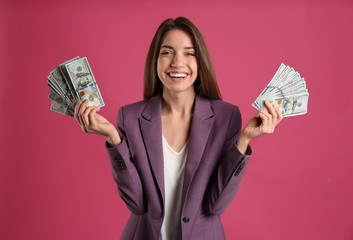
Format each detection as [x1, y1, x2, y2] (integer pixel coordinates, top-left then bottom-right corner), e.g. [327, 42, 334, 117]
[105, 106, 147, 215]
[74, 100, 147, 215]
[204, 106, 252, 215]
[204, 101, 283, 215]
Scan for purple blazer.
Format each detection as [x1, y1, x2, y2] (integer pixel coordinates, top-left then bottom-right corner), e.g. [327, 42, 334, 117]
[105, 94, 252, 239]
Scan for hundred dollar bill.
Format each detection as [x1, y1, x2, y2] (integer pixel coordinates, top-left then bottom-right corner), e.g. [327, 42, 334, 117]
[47, 56, 104, 117]
[49, 90, 75, 116]
[47, 78, 65, 100]
[50, 99, 74, 117]
[253, 63, 309, 117]
[50, 67, 75, 106]
[59, 56, 80, 101]
[256, 93, 309, 117]
[48, 89, 63, 102]
[64, 57, 104, 108]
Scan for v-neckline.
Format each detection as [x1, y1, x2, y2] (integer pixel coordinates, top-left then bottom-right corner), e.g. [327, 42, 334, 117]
[162, 135, 190, 155]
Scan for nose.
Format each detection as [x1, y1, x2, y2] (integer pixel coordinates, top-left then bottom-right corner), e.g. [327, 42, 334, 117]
[171, 52, 184, 68]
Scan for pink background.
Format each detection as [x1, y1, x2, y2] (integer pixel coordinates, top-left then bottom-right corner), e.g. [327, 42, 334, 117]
[1, 0, 353, 239]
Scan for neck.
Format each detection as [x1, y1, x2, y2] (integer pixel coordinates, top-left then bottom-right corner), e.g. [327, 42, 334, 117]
[161, 89, 195, 116]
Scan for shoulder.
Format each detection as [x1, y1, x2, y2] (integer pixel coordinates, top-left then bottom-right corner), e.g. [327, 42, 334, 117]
[116, 94, 162, 124]
[198, 96, 243, 141]
[116, 98, 149, 124]
[201, 97, 243, 134]
[206, 97, 241, 119]
[119, 99, 149, 115]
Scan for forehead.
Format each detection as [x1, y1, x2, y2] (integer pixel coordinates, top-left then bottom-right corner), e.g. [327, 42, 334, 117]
[161, 29, 194, 48]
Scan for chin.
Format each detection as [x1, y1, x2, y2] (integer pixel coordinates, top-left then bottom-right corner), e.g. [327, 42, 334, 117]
[165, 85, 195, 95]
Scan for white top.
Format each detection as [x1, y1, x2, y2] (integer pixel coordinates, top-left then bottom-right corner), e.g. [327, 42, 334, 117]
[161, 135, 190, 240]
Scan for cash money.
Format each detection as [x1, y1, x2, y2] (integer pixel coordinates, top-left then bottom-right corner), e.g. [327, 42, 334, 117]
[47, 56, 104, 117]
[65, 57, 104, 108]
[253, 63, 309, 117]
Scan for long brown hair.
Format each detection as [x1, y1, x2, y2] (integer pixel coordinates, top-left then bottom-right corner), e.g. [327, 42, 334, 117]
[144, 17, 222, 100]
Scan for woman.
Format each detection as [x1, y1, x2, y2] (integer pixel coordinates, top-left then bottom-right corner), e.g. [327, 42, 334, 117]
[75, 17, 282, 240]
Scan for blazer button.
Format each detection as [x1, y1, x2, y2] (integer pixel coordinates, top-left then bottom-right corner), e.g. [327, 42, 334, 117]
[183, 217, 190, 223]
[234, 162, 245, 176]
[115, 153, 126, 170]
[115, 153, 123, 161]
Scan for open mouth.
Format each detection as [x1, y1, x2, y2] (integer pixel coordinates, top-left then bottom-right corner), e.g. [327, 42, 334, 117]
[168, 72, 189, 81]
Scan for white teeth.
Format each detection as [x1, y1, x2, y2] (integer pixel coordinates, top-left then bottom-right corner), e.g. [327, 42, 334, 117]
[169, 73, 187, 78]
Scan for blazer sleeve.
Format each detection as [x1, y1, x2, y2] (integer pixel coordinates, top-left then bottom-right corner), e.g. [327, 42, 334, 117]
[204, 105, 252, 215]
[105, 106, 147, 215]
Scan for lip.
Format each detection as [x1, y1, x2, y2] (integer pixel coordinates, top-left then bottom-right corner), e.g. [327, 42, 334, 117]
[167, 71, 189, 74]
[167, 72, 189, 82]
[167, 71, 189, 82]
[168, 74, 188, 82]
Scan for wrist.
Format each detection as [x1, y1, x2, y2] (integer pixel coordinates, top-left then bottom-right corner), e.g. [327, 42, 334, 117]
[238, 132, 251, 145]
[105, 130, 121, 147]
[236, 132, 251, 154]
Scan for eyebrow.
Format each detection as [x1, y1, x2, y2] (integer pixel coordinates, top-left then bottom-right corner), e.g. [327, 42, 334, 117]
[160, 45, 195, 50]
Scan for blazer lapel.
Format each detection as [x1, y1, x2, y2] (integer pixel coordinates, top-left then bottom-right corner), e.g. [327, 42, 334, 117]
[139, 95, 165, 205]
[181, 95, 214, 208]
[138, 94, 215, 212]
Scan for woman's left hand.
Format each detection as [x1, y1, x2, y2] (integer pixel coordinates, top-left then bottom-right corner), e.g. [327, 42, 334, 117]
[237, 101, 283, 153]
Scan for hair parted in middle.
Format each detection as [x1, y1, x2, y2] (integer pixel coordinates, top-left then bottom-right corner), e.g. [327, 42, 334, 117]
[144, 16, 222, 100]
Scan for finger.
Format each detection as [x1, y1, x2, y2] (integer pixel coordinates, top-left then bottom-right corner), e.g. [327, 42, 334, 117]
[74, 101, 86, 131]
[259, 110, 271, 125]
[79, 100, 89, 115]
[258, 111, 270, 125]
[265, 101, 278, 122]
[74, 101, 82, 121]
[261, 110, 276, 133]
[273, 105, 283, 123]
[269, 105, 282, 130]
[89, 107, 99, 128]
[258, 112, 269, 133]
[78, 100, 90, 131]
[254, 111, 261, 118]
[82, 106, 96, 131]
[255, 109, 270, 118]
[255, 110, 272, 129]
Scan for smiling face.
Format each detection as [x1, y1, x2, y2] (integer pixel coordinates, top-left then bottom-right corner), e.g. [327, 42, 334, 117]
[157, 29, 198, 97]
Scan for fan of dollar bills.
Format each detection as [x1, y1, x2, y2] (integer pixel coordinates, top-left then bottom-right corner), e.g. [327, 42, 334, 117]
[252, 63, 309, 117]
[47, 57, 104, 117]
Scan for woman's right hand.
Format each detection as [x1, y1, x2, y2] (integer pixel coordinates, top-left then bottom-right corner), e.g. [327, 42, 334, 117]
[74, 100, 121, 146]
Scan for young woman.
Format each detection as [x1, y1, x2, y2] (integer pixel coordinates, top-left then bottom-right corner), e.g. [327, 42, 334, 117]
[75, 17, 283, 240]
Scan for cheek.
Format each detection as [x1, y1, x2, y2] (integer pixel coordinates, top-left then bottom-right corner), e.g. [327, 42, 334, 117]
[157, 59, 167, 82]
[157, 59, 162, 76]
[157, 57, 167, 71]
[191, 61, 198, 75]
